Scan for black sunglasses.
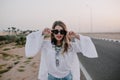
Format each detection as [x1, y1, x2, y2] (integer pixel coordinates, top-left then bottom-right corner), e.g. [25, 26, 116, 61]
[51, 30, 67, 35]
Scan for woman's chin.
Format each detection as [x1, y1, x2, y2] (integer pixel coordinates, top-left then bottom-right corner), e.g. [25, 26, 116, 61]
[56, 38, 62, 41]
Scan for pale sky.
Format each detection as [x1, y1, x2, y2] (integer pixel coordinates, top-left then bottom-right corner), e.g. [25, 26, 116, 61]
[0, 0, 120, 33]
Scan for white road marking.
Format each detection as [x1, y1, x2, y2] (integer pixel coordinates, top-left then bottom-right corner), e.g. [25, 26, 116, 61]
[79, 60, 92, 80]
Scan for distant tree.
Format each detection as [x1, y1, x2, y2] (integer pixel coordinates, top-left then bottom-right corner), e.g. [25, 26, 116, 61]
[8, 27, 11, 35]
[11, 27, 16, 35]
[16, 29, 20, 35]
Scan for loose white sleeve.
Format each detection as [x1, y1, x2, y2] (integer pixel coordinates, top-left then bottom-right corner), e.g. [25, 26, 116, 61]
[71, 34, 98, 80]
[72, 34, 98, 58]
[71, 53, 80, 80]
[38, 50, 48, 80]
[25, 31, 44, 58]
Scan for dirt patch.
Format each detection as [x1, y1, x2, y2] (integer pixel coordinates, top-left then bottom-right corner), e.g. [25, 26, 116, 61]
[0, 43, 41, 80]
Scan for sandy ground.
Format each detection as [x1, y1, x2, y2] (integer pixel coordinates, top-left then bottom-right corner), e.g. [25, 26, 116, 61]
[0, 33, 120, 80]
[0, 32, 9, 36]
[0, 43, 41, 80]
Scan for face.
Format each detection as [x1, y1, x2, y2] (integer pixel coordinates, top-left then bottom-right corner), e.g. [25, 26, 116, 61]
[52, 26, 66, 41]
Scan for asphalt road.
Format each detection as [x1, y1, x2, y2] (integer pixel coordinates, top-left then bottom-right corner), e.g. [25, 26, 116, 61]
[77, 38, 120, 80]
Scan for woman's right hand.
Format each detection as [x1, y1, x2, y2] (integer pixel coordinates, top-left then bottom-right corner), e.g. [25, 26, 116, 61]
[42, 28, 51, 39]
[42, 28, 51, 35]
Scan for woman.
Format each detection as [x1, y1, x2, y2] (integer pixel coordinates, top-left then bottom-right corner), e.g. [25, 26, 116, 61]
[25, 21, 98, 80]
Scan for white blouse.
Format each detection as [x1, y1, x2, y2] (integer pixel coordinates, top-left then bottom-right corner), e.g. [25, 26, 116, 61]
[25, 30, 98, 80]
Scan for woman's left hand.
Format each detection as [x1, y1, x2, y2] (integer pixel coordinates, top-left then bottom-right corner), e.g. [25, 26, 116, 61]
[68, 31, 80, 41]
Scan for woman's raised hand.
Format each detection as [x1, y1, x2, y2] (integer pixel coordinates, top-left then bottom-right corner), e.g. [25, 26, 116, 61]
[42, 28, 51, 39]
[67, 31, 80, 41]
[42, 28, 51, 35]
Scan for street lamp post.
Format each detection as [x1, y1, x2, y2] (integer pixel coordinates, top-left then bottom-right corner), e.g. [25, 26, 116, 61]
[85, 2, 93, 33]
[80, 0, 93, 33]
[90, 7, 93, 33]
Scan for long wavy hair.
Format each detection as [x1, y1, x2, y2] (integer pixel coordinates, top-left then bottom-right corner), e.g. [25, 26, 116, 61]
[51, 21, 70, 54]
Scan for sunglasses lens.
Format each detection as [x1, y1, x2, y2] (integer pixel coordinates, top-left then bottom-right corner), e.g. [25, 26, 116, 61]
[52, 30, 58, 34]
[52, 30, 67, 35]
[60, 30, 66, 35]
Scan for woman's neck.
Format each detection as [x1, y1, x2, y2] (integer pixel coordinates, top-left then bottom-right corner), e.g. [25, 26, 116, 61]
[56, 40, 62, 46]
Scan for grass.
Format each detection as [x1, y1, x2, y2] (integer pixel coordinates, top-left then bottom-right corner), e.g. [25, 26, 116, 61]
[14, 61, 20, 65]
[0, 44, 4, 48]
[3, 48, 11, 51]
[0, 69, 9, 74]
[16, 45, 24, 48]
[17, 69, 25, 72]
[12, 59, 17, 61]
[19, 66, 25, 68]
[0, 63, 14, 74]
[7, 66, 13, 69]
[27, 57, 33, 59]
[0, 52, 13, 61]
[17, 65, 25, 72]
[23, 57, 33, 64]
[0, 64, 11, 74]
[0, 64, 7, 69]
[15, 55, 23, 60]
[3, 56, 12, 61]
[12, 47, 16, 49]
[23, 60, 31, 64]
[0, 52, 10, 56]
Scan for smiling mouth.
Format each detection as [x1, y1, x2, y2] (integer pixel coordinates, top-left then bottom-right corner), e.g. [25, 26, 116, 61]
[56, 36, 62, 39]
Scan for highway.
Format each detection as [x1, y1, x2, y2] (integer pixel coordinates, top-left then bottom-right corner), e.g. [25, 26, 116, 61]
[78, 38, 120, 80]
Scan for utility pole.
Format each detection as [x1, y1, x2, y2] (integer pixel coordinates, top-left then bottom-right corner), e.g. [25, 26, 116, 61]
[90, 7, 93, 33]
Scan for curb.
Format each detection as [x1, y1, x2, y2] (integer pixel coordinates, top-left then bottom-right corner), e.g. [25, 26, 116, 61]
[93, 37, 120, 43]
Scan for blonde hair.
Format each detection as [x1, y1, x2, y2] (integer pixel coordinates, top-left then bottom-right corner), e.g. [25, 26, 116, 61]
[51, 21, 70, 54]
